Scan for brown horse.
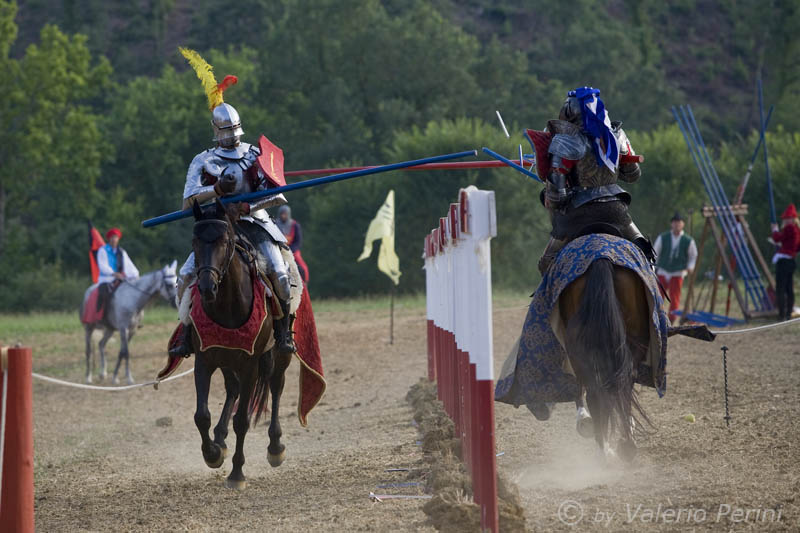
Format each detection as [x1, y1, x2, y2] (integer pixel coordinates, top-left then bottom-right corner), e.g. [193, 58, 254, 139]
[190, 199, 292, 489]
[558, 258, 651, 462]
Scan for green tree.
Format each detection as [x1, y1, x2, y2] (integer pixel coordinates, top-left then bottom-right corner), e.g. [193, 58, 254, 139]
[0, 0, 21, 253]
[0, 3, 111, 257]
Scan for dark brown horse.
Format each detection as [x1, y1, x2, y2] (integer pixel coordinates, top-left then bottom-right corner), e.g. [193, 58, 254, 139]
[558, 259, 651, 462]
[190, 199, 292, 489]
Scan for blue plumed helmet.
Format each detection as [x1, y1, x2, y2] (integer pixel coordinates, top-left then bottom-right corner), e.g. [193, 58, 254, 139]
[566, 87, 619, 171]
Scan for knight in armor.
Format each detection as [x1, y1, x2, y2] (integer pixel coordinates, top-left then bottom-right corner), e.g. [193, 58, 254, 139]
[170, 50, 295, 358]
[536, 87, 653, 274]
[277, 205, 309, 283]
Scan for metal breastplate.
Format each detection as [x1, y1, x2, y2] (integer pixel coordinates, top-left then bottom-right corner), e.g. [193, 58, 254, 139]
[203, 143, 260, 195]
[547, 120, 617, 188]
[185, 144, 286, 244]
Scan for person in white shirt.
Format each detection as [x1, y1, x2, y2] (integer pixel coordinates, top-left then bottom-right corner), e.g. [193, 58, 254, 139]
[653, 212, 698, 324]
[95, 228, 139, 311]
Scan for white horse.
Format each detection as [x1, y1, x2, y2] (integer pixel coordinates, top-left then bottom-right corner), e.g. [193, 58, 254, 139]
[79, 261, 178, 384]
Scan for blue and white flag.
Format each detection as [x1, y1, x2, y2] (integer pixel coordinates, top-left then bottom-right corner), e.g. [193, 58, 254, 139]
[569, 87, 619, 172]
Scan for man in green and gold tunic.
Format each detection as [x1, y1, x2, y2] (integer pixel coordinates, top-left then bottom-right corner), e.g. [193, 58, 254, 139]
[654, 212, 698, 324]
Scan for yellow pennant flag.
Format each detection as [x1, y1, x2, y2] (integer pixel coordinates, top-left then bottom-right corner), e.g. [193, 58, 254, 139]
[357, 190, 401, 285]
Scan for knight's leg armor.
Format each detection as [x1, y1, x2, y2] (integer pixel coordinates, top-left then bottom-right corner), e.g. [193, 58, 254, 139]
[538, 237, 567, 275]
[621, 222, 656, 264]
[545, 170, 569, 208]
[255, 238, 295, 355]
[169, 253, 197, 358]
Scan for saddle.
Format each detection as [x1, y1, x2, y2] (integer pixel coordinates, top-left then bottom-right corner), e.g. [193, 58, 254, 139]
[233, 228, 270, 283]
[572, 221, 656, 265]
[81, 281, 120, 325]
[573, 222, 623, 239]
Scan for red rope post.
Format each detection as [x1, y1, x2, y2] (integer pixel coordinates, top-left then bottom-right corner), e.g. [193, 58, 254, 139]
[0, 345, 34, 533]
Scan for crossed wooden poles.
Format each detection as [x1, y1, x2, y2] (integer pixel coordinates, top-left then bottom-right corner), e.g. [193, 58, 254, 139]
[673, 98, 777, 322]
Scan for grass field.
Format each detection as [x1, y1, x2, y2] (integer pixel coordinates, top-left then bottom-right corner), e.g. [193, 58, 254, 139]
[0, 289, 534, 338]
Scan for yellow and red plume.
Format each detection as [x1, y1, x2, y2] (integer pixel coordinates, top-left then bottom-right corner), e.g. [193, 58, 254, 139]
[179, 47, 236, 111]
[217, 75, 238, 95]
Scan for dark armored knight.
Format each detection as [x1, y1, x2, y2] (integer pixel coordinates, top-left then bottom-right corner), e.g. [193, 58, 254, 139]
[534, 87, 652, 273]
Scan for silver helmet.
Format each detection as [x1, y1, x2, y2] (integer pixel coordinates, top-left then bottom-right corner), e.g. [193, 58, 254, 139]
[211, 103, 244, 148]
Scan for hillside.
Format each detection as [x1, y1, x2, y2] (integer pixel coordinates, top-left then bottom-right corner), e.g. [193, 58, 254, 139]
[13, 0, 800, 137]
[3, 0, 798, 309]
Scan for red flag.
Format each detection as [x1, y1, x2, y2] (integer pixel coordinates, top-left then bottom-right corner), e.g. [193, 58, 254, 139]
[256, 134, 286, 188]
[293, 286, 325, 426]
[88, 221, 105, 284]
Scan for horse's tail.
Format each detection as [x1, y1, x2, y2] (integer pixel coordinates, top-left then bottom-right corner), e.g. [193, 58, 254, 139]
[249, 351, 272, 425]
[565, 259, 647, 441]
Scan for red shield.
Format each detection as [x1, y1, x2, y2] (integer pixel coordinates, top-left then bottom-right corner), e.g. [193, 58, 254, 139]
[525, 129, 553, 180]
[257, 135, 286, 188]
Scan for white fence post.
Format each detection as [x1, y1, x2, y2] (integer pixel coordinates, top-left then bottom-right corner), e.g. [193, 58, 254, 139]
[424, 186, 497, 533]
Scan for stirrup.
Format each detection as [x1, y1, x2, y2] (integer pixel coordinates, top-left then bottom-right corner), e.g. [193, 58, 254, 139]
[273, 319, 295, 354]
[168, 325, 194, 358]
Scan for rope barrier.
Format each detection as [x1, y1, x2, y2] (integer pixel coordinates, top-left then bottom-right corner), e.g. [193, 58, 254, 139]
[31, 367, 194, 391]
[710, 316, 800, 335]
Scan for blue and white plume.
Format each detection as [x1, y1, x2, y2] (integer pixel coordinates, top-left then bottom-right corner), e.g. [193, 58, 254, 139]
[569, 87, 619, 172]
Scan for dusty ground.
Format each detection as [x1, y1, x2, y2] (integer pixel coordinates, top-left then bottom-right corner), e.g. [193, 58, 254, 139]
[492, 305, 800, 532]
[8, 294, 800, 531]
[23, 303, 435, 532]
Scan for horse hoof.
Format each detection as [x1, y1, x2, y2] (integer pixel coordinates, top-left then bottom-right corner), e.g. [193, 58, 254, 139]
[126, 376, 135, 385]
[225, 478, 247, 490]
[576, 416, 594, 439]
[267, 449, 286, 468]
[85, 376, 92, 384]
[203, 444, 225, 469]
[617, 439, 637, 462]
[576, 407, 593, 438]
[112, 376, 120, 385]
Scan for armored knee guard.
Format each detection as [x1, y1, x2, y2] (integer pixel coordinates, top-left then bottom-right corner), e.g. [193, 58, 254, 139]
[270, 272, 292, 302]
[622, 222, 655, 263]
[538, 237, 566, 275]
[256, 240, 295, 354]
[169, 271, 197, 358]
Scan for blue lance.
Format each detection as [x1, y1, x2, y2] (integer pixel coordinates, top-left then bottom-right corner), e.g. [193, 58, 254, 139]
[758, 78, 777, 225]
[684, 105, 769, 308]
[674, 106, 771, 311]
[672, 107, 760, 307]
[480, 147, 542, 182]
[735, 104, 773, 204]
[142, 150, 478, 228]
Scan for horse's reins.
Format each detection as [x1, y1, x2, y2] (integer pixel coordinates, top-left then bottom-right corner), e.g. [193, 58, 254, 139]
[120, 271, 174, 294]
[195, 220, 237, 285]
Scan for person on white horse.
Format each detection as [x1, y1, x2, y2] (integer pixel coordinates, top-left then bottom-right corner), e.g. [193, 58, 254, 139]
[96, 228, 139, 312]
[81, 227, 178, 384]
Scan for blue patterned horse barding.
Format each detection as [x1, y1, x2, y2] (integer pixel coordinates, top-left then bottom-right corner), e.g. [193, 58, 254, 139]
[495, 234, 669, 414]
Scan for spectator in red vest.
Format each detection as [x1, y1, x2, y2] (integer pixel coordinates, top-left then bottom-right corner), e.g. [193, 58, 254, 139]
[654, 212, 698, 324]
[277, 205, 309, 283]
[771, 203, 800, 321]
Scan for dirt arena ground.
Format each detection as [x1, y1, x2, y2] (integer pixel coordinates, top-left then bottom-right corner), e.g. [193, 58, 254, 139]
[9, 294, 799, 531]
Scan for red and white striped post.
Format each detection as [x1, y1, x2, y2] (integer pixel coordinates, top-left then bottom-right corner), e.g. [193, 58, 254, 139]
[0, 345, 35, 533]
[424, 187, 498, 533]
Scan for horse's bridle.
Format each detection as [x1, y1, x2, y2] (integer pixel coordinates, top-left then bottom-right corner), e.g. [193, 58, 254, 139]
[194, 219, 236, 286]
